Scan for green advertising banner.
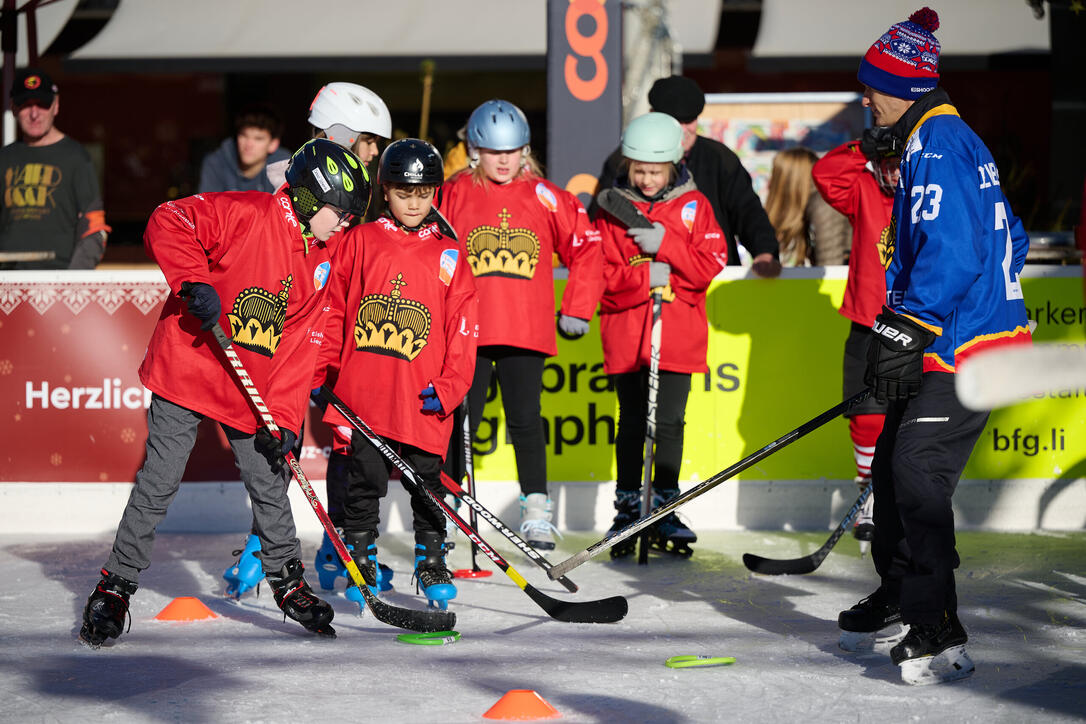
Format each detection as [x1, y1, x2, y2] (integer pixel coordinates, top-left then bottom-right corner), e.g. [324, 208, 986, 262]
[470, 268, 1085, 484]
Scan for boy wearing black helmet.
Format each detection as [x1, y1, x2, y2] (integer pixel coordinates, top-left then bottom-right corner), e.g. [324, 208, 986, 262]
[78, 139, 370, 647]
[314, 139, 478, 610]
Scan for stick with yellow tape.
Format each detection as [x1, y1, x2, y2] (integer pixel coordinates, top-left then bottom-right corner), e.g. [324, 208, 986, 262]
[319, 386, 629, 624]
[665, 655, 736, 669]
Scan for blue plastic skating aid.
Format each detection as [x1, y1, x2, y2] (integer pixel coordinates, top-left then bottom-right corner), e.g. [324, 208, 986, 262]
[223, 533, 264, 599]
[315, 531, 392, 593]
[414, 543, 457, 610]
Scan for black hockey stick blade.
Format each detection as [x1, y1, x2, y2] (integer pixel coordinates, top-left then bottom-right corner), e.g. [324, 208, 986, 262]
[321, 387, 628, 623]
[439, 471, 579, 593]
[596, 188, 654, 229]
[743, 484, 872, 576]
[547, 389, 873, 580]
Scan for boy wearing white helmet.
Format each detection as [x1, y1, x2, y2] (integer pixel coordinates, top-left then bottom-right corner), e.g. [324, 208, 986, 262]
[596, 113, 728, 559]
[439, 99, 604, 550]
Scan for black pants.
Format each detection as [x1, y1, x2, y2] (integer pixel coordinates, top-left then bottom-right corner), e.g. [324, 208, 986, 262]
[871, 372, 988, 626]
[613, 370, 691, 494]
[466, 346, 547, 496]
[343, 430, 445, 539]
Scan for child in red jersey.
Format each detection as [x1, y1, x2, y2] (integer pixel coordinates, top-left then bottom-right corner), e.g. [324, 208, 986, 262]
[595, 113, 728, 559]
[317, 139, 478, 609]
[812, 129, 899, 550]
[439, 99, 603, 550]
[79, 139, 370, 646]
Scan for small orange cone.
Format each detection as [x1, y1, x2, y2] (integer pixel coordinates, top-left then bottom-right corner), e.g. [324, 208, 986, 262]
[154, 597, 219, 621]
[482, 689, 561, 720]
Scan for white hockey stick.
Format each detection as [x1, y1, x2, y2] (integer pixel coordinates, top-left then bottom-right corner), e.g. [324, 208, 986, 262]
[955, 343, 1086, 411]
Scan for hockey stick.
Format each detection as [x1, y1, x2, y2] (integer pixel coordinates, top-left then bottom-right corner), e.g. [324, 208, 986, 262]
[320, 386, 628, 623]
[439, 470, 578, 593]
[198, 315, 455, 633]
[638, 289, 664, 565]
[596, 188, 654, 230]
[955, 343, 1086, 411]
[547, 389, 873, 580]
[453, 398, 492, 578]
[742, 484, 872, 575]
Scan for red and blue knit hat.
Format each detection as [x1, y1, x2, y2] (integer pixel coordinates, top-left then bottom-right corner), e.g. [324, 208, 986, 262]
[857, 7, 941, 100]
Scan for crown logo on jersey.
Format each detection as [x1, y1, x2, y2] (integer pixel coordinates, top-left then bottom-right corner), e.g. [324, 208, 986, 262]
[355, 273, 432, 361]
[878, 217, 897, 270]
[228, 276, 293, 357]
[465, 208, 540, 279]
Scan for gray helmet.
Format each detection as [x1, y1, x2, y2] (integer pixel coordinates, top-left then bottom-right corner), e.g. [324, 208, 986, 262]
[466, 99, 530, 151]
[621, 113, 683, 164]
[285, 138, 371, 223]
[378, 139, 443, 186]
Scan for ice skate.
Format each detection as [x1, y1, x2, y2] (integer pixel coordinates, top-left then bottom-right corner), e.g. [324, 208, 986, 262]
[649, 489, 696, 558]
[79, 569, 138, 649]
[266, 558, 336, 637]
[413, 530, 457, 610]
[891, 612, 973, 685]
[316, 528, 392, 594]
[342, 530, 394, 608]
[852, 477, 874, 557]
[838, 587, 908, 652]
[519, 492, 561, 551]
[223, 533, 264, 599]
[607, 490, 641, 560]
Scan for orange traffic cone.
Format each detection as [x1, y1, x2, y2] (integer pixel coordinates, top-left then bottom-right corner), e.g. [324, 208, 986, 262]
[482, 689, 561, 720]
[154, 597, 219, 621]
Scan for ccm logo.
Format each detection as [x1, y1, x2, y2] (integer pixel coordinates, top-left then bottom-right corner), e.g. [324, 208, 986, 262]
[873, 320, 913, 347]
[564, 0, 609, 101]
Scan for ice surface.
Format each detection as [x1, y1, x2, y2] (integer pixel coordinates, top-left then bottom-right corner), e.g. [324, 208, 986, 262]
[1, 530, 1083, 723]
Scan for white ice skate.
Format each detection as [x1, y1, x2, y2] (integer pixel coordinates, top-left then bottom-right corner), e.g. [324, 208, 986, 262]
[838, 623, 910, 653]
[898, 644, 975, 685]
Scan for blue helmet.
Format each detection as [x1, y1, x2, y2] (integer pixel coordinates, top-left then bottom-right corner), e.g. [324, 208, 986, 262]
[466, 99, 530, 151]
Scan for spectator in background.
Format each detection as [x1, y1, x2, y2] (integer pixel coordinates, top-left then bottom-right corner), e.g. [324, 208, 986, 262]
[198, 103, 290, 194]
[765, 147, 850, 266]
[0, 68, 110, 269]
[592, 75, 781, 278]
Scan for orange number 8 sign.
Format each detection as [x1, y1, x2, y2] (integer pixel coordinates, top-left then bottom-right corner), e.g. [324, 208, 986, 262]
[564, 0, 608, 102]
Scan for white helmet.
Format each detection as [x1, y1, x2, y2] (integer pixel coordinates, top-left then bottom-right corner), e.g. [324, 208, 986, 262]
[308, 82, 392, 147]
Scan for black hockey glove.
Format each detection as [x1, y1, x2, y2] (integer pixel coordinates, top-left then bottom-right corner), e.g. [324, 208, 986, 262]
[181, 282, 221, 331]
[255, 427, 298, 472]
[865, 306, 937, 404]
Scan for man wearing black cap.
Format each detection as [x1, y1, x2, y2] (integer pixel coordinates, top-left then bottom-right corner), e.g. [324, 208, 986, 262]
[591, 75, 781, 277]
[0, 68, 110, 269]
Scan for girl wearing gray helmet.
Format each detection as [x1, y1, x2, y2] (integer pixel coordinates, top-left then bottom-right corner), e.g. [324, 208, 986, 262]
[439, 99, 604, 550]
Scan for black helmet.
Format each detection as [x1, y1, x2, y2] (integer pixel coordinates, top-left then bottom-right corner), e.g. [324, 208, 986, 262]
[285, 138, 371, 223]
[378, 138, 443, 186]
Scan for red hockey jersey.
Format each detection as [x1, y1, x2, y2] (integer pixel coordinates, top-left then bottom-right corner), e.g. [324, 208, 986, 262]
[317, 215, 478, 458]
[812, 141, 893, 327]
[139, 191, 333, 434]
[439, 171, 603, 356]
[596, 183, 728, 375]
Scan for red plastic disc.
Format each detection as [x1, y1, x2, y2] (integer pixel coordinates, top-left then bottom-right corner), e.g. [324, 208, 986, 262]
[453, 568, 493, 578]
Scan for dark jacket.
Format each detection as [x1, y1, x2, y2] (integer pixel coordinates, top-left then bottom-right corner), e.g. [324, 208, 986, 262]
[591, 135, 779, 265]
[197, 138, 290, 194]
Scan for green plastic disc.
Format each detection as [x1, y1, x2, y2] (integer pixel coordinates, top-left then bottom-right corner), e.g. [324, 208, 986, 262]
[665, 655, 736, 669]
[396, 631, 461, 646]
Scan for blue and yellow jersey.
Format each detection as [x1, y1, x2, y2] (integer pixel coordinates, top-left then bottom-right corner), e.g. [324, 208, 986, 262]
[885, 103, 1031, 372]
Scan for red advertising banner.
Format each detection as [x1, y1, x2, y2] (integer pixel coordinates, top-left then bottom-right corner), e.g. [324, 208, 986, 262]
[0, 271, 333, 484]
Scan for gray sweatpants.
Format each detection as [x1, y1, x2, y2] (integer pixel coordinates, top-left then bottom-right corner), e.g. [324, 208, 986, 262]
[104, 394, 301, 582]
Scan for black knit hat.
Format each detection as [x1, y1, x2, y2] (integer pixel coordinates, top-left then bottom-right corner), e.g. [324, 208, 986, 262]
[648, 76, 705, 123]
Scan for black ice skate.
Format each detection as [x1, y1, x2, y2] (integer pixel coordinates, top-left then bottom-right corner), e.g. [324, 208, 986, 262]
[79, 569, 138, 649]
[413, 531, 457, 610]
[852, 477, 874, 557]
[649, 489, 696, 558]
[891, 611, 974, 685]
[607, 490, 641, 560]
[266, 558, 336, 638]
[838, 587, 908, 652]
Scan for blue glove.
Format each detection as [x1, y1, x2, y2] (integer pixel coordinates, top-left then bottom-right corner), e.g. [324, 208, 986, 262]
[255, 427, 298, 472]
[420, 384, 443, 414]
[182, 282, 221, 331]
[629, 222, 665, 255]
[557, 314, 590, 339]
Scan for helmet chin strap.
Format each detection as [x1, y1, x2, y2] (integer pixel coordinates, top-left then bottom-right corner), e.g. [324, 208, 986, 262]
[383, 210, 428, 233]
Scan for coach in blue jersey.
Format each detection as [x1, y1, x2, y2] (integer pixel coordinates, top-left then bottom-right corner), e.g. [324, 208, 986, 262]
[835, 8, 1032, 685]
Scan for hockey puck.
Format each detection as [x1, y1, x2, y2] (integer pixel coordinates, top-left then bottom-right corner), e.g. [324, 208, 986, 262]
[665, 655, 736, 669]
[453, 568, 493, 578]
[396, 631, 461, 646]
